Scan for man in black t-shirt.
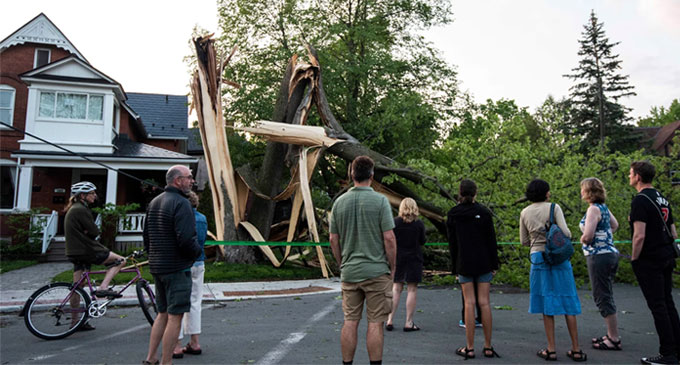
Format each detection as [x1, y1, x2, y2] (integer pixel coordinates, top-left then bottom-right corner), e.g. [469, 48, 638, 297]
[629, 161, 679, 365]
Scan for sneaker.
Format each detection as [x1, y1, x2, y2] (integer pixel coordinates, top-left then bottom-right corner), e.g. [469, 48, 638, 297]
[458, 320, 483, 328]
[93, 289, 122, 298]
[641, 353, 679, 364]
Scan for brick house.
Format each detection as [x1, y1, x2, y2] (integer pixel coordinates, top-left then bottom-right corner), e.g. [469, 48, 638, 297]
[0, 13, 197, 249]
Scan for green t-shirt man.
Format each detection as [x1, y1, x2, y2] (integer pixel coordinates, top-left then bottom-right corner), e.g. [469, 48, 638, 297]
[329, 186, 395, 282]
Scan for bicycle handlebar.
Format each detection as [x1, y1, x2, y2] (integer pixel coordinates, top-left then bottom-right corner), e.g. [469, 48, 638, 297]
[126, 250, 146, 260]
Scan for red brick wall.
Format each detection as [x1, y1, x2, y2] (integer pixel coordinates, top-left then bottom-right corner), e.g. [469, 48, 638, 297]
[117, 174, 128, 206]
[30, 167, 72, 212]
[0, 43, 73, 160]
[118, 109, 145, 142]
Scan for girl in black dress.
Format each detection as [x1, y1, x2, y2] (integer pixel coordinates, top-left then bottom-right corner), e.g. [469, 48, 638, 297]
[385, 198, 426, 332]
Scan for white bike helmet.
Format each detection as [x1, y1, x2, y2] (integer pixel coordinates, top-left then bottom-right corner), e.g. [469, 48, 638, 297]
[70, 181, 97, 196]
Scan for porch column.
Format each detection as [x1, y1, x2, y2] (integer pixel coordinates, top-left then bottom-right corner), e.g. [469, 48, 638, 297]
[105, 169, 117, 205]
[16, 165, 33, 210]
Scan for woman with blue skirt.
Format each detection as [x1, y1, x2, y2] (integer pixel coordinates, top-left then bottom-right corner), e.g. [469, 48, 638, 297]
[520, 179, 586, 362]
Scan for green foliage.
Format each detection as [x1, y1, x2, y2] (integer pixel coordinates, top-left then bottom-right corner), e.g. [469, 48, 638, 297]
[492, 245, 532, 289]
[638, 99, 680, 127]
[563, 10, 637, 152]
[426, 274, 458, 286]
[214, 0, 458, 161]
[92, 203, 140, 249]
[409, 97, 679, 246]
[2, 208, 47, 259]
[422, 247, 450, 271]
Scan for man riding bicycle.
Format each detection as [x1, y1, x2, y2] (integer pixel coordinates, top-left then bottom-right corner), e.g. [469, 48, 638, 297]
[64, 181, 126, 330]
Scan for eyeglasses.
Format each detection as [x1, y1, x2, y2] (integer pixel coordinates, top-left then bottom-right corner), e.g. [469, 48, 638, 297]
[179, 175, 194, 180]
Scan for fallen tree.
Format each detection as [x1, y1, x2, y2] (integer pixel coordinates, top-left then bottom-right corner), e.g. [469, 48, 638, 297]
[190, 35, 455, 273]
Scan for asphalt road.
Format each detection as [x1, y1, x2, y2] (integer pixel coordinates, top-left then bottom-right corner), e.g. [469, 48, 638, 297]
[0, 284, 670, 364]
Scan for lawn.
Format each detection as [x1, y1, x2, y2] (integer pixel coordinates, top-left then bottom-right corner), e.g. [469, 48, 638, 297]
[0, 260, 38, 274]
[52, 261, 325, 284]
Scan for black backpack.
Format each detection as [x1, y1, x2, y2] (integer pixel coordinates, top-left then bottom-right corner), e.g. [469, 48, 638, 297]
[542, 203, 574, 265]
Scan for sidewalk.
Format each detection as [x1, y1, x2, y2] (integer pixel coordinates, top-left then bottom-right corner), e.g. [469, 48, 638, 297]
[0, 262, 341, 314]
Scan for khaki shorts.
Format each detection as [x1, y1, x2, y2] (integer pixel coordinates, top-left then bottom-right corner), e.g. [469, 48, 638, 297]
[341, 274, 392, 322]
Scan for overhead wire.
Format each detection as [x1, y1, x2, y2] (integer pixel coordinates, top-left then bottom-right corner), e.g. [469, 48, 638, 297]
[0, 121, 163, 189]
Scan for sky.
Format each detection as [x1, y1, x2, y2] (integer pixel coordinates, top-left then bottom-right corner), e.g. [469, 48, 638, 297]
[3, 0, 679, 121]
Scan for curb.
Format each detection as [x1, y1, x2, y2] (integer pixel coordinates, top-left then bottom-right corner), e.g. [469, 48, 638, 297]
[1, 278, 341, 314]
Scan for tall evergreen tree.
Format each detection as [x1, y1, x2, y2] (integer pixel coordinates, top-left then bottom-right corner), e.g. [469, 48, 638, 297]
[563, 10, 637, 152]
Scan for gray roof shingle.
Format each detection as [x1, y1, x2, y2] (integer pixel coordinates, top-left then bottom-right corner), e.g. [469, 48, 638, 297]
[114, 138, 193, 159]
[126, 92, 188, 139]
[12, 138, 194, 161]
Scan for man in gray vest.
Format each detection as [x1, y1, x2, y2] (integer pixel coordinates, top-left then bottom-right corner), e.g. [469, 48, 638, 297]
[330, 156, 397, 365]
[143, 165, 201, 365]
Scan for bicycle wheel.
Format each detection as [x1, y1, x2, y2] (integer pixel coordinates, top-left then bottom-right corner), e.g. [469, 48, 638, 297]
[23, 282, 91, 340]
[136, 280, 157, 325]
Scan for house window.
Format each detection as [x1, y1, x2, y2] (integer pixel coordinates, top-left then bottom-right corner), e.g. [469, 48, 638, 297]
[0, 165, 16, 209]
[34, 48, 51, 68]
[0, 85, 16, 127]
[38, 91, 104, 121]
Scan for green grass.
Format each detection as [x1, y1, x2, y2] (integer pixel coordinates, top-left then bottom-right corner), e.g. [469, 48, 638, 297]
[52, 261, 325, 284]
[204, 262, 324, 282]
[0, 260, 38, 274]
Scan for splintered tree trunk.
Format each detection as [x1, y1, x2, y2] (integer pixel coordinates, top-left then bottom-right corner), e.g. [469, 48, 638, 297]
[191, 35, 257, 263]
[247, 57, 307, 241]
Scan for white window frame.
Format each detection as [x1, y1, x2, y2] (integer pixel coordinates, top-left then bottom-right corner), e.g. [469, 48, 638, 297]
[34, 48, 51, 68]
[37, 90, 104, 123]
[0, 84, 16, 129]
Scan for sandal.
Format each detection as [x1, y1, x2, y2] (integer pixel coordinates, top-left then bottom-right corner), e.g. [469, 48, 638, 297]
[591, 335, 607, 344]
[403, 323, 420, 332]
[566, 349, 587, 362]
[592, 336, 621, 351]
[142, 361, 159, 365]
[456, 346, 475, 360]
[483, 347, 501, 358]
[183, 343, 202, 355]
[385, 324, 394, 331]
[537, 348, 557, 361]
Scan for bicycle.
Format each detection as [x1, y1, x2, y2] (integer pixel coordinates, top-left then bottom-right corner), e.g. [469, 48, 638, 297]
[21, 250, 157, 340]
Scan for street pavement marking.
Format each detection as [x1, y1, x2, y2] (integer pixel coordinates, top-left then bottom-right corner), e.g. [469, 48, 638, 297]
[25, 323, 148, 362]
[256, 300, 339, 365]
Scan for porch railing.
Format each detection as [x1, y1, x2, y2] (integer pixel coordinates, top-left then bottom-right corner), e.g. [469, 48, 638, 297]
[94, 213, 145, 233]
[37, 211, 58, 254]
[34, 212, 145, 253]
[119, 213, 146, 233]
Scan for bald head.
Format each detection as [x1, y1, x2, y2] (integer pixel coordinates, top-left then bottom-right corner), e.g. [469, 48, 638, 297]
[166, 165, 193, 194]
